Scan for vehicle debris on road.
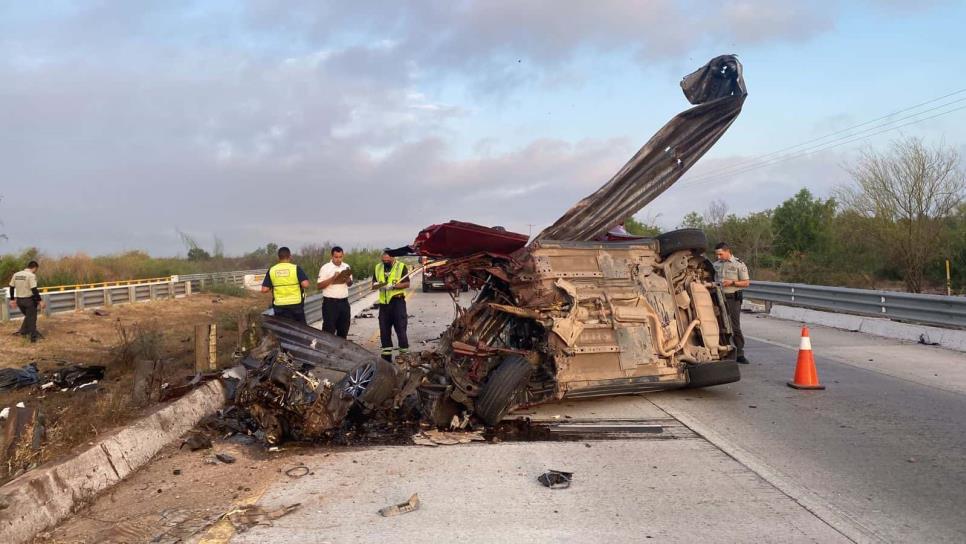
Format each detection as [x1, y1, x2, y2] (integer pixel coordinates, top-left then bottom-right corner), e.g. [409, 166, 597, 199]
[224, 503, 300, 532]
[379, 493, 420, 517]
[537, 470, 574, 490]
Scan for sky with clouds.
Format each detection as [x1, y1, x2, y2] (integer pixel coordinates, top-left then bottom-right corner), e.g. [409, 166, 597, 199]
[2, 0, 964, 256]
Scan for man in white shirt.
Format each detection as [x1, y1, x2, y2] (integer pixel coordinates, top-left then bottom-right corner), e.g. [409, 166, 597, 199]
[317, 246, 354, 338]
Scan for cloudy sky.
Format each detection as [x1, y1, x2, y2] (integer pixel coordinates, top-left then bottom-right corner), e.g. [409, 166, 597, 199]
[2, 1, 964, 256]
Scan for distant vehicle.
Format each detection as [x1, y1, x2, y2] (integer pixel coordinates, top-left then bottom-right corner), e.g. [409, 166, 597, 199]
[421, 261, 469, 293]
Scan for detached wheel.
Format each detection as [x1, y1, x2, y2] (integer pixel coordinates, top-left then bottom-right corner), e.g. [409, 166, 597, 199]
[341, 359, 398, 409]
[657, 229, 707, 259]
[475, 355, 532, 426]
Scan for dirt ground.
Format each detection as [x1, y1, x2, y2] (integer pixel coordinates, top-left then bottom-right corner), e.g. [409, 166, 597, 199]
[0, 292, 268, 483]
[33, 438, 314, 544]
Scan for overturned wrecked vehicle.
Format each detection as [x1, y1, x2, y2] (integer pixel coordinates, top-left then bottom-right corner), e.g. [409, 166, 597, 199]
[234, 55, 748, 441]
[409, 54, 748, 425]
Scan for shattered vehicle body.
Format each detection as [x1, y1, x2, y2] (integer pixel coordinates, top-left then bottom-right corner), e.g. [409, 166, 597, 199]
[235, 55, 749, 441]
[412, 228, 740, 425]
[410, 55, 749, 425]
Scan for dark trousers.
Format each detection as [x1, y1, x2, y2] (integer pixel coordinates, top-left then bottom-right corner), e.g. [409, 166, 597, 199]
[378, 297, 409, 361]
[322, 297, 351, 338]
[725, 295, 744, 357]
[16, 298, 39, 341]
[273, 303, 306, 324]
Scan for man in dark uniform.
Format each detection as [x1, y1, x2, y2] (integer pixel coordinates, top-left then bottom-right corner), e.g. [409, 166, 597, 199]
[372, 250, 410, 361]
[261, 247, 310, 324]
[8, 261, 45, 342]
[711, 242, 751, 363]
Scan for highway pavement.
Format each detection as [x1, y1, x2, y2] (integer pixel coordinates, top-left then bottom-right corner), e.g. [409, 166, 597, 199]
[43, 283, 966, 543]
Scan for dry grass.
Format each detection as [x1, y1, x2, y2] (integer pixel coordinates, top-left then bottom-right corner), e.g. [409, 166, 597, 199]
[0, 292, 268, 483]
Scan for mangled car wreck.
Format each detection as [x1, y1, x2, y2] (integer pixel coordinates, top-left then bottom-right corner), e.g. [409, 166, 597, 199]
[234, 55, 748, 442]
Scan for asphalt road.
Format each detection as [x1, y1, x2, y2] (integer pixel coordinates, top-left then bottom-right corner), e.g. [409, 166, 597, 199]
[44, 285, 966, 543]
[349, 288, 966, 542]
[650, 317, 966, 543]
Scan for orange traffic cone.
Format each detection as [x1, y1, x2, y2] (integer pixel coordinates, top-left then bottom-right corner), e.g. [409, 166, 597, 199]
[787, 326, 825, 390]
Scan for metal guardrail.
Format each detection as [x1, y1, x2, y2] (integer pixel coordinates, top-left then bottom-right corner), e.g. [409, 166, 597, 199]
[302, 282, 372, 324]
[174, 270, 265, 293]
[744, 281, 966, 329]
[1, 269, 264, 322]
[2, 278, 191, 322]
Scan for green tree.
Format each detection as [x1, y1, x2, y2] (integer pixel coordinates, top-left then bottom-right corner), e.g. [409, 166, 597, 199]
[772, 189, 836, 257]
[838, 137, 965, 292]
[719, 211, 774, 270]
[679, 211, 705, 230]
[624, 216, 662, 237]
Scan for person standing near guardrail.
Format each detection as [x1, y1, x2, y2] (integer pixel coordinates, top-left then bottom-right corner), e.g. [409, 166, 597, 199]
[373, 249, 410, 362]
[261, 247, 310, 324]
[317, 246, 353, 338]
[8, 260, 45, 342]
[711, 242, 751, 364]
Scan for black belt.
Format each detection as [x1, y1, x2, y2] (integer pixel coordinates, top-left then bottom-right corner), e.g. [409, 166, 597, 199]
[724, 292, 741, 299]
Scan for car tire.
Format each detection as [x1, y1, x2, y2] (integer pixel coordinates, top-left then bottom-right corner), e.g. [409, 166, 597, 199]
[685, 361, 740, 388]
[656, 228, 708, 259]
[475, 355, 532, 426]
[341, 359, 398, 409]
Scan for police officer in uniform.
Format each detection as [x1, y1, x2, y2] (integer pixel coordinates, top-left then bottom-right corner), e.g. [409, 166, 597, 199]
[261, 247, 310, 323]
[8, 261, 45, 342]
[711, 242, 751, 364]
[373, 250, 410, 361]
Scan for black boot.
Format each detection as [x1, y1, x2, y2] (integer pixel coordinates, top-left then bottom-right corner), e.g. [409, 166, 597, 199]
[737, 355, 749, 364]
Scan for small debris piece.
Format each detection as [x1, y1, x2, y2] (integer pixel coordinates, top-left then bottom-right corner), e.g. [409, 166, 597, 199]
[285, 465, 310, 478]
[537, 469, 574, 489]
[379, 494, 420, 517]
[49, 364, 106, 389]
[93, 309, 110, 317]
[412, 429, 485, 447]
[918, 334, 939, 346]
[355, 312, 374, 319]
[180, 432, 212, 451]
[225, 503, 300, 532]
[0, 363, 39, 391]
[215, 452, 237, 464]
[173, 469, 182, 475]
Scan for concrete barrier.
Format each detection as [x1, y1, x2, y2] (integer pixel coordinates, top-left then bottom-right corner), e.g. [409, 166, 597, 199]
[769, 305, 966, 353]
[0, 380, 227, 544]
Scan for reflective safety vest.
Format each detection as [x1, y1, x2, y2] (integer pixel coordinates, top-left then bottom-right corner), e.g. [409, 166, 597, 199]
[269, 262, 303, 306]
[375, 260, 406, 304]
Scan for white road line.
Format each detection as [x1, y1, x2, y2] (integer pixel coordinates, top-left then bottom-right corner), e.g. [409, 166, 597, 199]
[647, 398, 884, 544]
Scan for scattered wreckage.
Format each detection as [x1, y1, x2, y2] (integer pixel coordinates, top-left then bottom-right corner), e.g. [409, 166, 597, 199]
[226, 55, 748, 444]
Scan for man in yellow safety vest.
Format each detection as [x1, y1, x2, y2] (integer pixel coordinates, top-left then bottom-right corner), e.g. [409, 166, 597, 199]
[261, 246, 310, 324]
[373, 250, 410, 361]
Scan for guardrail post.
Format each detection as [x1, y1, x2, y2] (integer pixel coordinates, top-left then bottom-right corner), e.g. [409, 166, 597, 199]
[74, 290, 84, 312]
[42, 294, 51, 317]
[1, 294, 8, 322]
[185, 280, 192, 296]
[149, 284, 157, 301]
[129, 285, 136, 303]
[104, 287, 112, 307]
[194, 323, 217, 371]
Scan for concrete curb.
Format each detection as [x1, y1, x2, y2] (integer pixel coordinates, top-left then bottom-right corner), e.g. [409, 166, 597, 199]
[0, 380, 227, 544]
[768, 305, 966, 353]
